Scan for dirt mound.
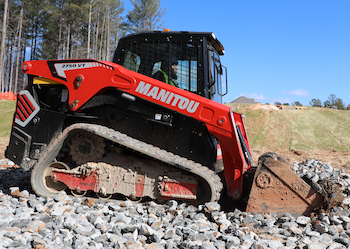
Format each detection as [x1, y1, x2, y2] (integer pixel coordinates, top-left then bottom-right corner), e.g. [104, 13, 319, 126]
[252, 148, 350, 173]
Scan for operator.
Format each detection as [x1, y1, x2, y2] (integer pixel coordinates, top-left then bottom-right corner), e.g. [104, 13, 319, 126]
[153, 57, 178, 87]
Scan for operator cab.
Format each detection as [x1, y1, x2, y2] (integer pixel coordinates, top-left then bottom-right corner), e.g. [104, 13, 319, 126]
[113, 31, 228, 103]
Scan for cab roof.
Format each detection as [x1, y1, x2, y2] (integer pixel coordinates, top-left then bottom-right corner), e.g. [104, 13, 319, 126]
[119, 30, 225, 55]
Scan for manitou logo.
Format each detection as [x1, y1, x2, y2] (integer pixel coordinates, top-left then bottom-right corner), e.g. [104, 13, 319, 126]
[135, 81, 200, 114]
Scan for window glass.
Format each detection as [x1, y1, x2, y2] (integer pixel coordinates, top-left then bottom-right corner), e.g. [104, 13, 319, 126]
[123, 40, 198, 93]
[123, 51, 140, 72]
[176, 60, 197, 91]
[151, 62, 161, 75]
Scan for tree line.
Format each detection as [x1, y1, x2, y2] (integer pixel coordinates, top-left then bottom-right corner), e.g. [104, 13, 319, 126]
[274, 94, 349, 110]
[0, 0, 166, 94]
[309, 94, 348, 110]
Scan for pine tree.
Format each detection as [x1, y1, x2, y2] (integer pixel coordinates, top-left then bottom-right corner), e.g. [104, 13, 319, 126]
[126, 0, 166, 32]
[41, 0, 66, 59]
[0, 0, 9, 92]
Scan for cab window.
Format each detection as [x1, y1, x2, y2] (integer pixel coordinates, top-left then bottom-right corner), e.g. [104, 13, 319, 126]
[122, 40, 199, 93]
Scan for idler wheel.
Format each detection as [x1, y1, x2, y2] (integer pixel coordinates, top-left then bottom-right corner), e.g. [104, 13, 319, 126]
[71, 189, 87, 197]
[96, 192, 112, 200]
[31, 161, 70, 197]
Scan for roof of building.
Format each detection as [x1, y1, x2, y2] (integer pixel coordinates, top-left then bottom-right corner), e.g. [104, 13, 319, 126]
[230, 96, 258, 104]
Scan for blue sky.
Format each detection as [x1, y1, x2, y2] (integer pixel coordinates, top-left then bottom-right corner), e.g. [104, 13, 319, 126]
[124, 0, 350, 105]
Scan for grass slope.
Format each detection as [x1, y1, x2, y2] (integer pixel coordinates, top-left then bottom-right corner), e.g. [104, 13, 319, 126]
[231, 106, 350, 152]
[0, 100, 15, 138]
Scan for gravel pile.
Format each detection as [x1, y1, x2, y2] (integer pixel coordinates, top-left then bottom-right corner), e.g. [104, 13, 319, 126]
[0, 159, 15, 168]
[0, 158, 350, 248]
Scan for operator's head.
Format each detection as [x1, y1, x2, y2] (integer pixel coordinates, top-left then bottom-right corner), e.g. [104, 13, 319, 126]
[161, 57, 178, 80]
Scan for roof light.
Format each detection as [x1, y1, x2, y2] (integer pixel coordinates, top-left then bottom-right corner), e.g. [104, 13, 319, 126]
[22, 62, 32, 72]
[163, 29, 171, 32]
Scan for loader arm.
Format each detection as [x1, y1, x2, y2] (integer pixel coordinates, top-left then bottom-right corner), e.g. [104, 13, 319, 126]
[22, 59, 252, 200]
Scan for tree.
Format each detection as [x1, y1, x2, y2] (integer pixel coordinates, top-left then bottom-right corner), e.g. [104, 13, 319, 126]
[274, 101, 281, 105]
[293, 101, 302, 106]
[126, 0, 166, 32]
[0, 0, 9, 92]
[39, 0, 124, 61]
[14, 1, 24, 94]
[0, 0, 127, 94]
[334, 98, 346, 110]
[323, 100, 331, 107]
[41, 0, 67, 59]
[283, 103, 290, 106]
[328, 94, 337, 106]
[324, 94, 346, 109]
[309, 98, 322, 107]
[87, 0, 93, 58]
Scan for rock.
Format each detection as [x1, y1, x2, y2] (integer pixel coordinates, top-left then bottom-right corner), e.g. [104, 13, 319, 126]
[63, 216, 77, 230]
[328, 242, 347, 249]
[0, 236, 14, 247]
[306, 230, 320, 237]
[307, 242, 327, 249]
[201, 241, 216, 249]
[120, 200, 133, 208]
[167, 200, 178, 211]
[9, 187, 20, 196]
[17, 190, 30, 198]
[289, 226, 303, 236]
[205, 202, 221, 212]
[297, 216, 311, 225]
[334, 237, 350, 246]
[341, 216, 350, 223]
[281, 222, 299, 229]
[328, 225, 339, 236]
[140, 224, 156, 236]
[53, 191, 71, 202]
[26, 220, 45, 233]
[331, 215, 343, 225]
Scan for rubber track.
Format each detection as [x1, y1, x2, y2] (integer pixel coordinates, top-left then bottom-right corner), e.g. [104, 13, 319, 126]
[35, 123, 223, 202]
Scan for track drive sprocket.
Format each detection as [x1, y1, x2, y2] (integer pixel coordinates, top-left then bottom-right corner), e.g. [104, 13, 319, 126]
[69, 131, 105, 165]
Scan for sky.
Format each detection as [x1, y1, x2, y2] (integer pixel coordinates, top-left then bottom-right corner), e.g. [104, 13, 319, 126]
[123, 0, 350, 105]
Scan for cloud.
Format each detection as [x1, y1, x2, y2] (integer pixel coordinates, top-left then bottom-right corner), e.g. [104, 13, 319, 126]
[235, 93, 266, 102]
[288, 89, 310, 97]
[247, 93, 267, 101]
[272, 97, 292, 104]
[280, 90, 286, 94]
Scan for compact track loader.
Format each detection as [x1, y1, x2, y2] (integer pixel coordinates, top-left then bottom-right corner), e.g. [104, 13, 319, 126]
[6, 31, 324, 216]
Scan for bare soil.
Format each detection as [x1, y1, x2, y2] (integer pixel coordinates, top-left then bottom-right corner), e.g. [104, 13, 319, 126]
[0, 137, 9, 160]
[252, 148, 350, 173]
[2, 136, 350, 173]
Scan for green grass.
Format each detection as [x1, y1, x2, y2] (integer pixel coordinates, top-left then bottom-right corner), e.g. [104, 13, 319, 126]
[0, 100, 16, 138]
